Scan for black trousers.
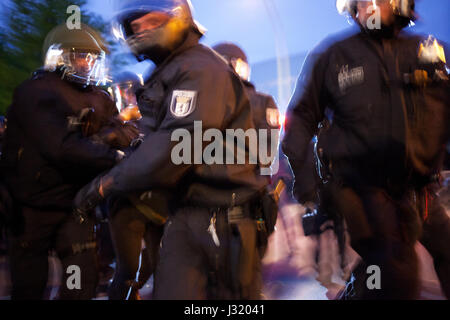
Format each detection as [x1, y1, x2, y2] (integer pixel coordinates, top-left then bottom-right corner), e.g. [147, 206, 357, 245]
[420, 192, 450, 299]
[8, 206, 98, 300]
[107, 197, 163, 300]
[339, 186, 450, 300]
[328, 183, 422, 299]
[153, 207, 262, 300]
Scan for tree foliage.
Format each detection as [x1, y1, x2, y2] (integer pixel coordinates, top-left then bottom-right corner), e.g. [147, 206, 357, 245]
[0, 0, 108, 115]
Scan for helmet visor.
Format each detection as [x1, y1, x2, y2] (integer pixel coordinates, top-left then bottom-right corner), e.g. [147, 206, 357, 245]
[63, 50, 109, 86]
[44, 46, 110, 86]
[112, 0, 191, 41]
[231, 58, 251, 82]
[336, 0, 355, 15]
[336, 0, 415, 20]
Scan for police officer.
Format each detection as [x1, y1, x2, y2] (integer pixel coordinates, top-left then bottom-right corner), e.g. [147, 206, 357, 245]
[282, 0, 449, 299]
[1, 24, 130, 300]
[213, 43, 281, 255]
[105, 71, 166, 300]
[73, 0, 273, 300]
[213, 42, 281, 159]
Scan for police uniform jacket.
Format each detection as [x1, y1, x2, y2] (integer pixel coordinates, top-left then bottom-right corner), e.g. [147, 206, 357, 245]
[1, 72, 119, 209]
[104, 30, 268, 208]
[282, 27, 450, 198]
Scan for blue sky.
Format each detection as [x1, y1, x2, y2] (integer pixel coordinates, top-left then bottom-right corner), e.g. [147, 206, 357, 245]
[91, 0, 450, 64]
[87, 0, 449, 109]
[0, 0, 448, 63]
[0, 0, 448, 107]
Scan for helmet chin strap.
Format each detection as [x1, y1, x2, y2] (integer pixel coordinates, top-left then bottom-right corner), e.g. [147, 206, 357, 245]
[56, 66, 92, 89]
[140, 46, 172, 65]
[128, 26, 190, 65]
[128, 35, 173, 64]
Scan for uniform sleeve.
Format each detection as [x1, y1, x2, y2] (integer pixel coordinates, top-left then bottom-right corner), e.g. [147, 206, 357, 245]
[105, 64, 239, 193]
[281, 47, 331, 184]
[408, 38, 450, 177]
[83, 89, 119, 137]
[15, 89, 117, 170]
[265, 95, 278, 111]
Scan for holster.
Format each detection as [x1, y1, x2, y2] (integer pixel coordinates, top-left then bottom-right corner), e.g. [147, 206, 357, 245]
[249, 185, 280, 258]
[227, 212, 258, 300]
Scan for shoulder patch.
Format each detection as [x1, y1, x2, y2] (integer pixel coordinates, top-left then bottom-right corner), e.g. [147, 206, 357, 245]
[170, 90, 197, 118]
[338, 65, 364, 94]
[266, 108, 280, 128]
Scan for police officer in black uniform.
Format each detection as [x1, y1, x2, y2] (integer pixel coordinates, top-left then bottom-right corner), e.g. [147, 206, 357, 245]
[213, 42, 282, 256]
[213, 42, 281, 159]
[282, 0, 450, 299]
[73, 0, 273, 300]
[104, 71, 166, 300]
[1, 24, 131, 300]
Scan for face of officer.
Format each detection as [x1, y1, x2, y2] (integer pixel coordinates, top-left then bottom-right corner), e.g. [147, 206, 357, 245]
[125, 10, 185, 64]
[62, 50, 106, 86]
[130, 11, 171, 35]
[113, 1, 198, 65]
[356, 0, 396, 28]
[72, 53, 95, 74]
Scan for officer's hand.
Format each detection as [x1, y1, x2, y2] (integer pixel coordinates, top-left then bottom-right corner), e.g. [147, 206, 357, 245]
[115, 150, 126, 163]
[73, 175, 105, 224]
[303, 201, 318, 212]
[97, 121, 140, 149]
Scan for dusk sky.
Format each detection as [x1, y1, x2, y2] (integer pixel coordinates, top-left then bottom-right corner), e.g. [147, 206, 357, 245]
[90, 0, 450, 64]
[0, 0, 448, 64]
[0, 1, 448, 109]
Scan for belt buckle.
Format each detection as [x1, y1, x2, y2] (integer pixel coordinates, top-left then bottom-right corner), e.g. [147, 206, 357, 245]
[227, 206, 244, 224]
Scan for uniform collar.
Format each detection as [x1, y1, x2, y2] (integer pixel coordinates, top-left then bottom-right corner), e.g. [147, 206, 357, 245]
[150, 29, 202, 78]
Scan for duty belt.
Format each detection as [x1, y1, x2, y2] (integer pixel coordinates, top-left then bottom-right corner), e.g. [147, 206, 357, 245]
[226, 204, 254, 224]
[225, 193, 255, 224]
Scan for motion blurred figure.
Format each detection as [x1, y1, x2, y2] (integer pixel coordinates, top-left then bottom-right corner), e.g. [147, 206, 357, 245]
[105, 71, 166, 300]
[212, 42, 281, 152]
[213, 42, 281, 255]
[1, 24, 134, 300]
[212, 42, 347, 295]
[73, 0, 276, 300]
[283, 0, 449, 299]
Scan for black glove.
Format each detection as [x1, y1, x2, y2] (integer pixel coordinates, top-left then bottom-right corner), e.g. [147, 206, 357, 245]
[302, 203, 331, 237]
[73, 175, 105, 224]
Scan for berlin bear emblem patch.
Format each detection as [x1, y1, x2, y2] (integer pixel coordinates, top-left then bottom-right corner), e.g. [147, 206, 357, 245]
[170, 90, 197, 118]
